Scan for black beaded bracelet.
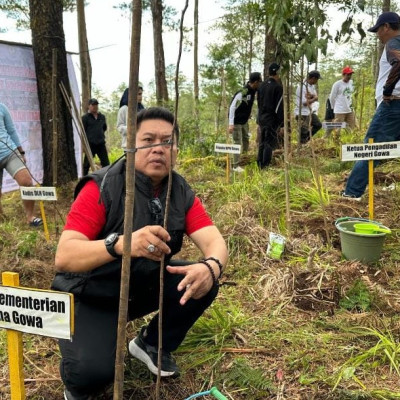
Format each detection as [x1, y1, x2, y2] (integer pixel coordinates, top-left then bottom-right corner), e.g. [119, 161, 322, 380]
[203, 256, 223, 278]
[20, 151, 25, 155]
[199, 259, 218, 285]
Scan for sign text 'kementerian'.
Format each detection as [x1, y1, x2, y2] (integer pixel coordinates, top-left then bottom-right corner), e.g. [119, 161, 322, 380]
[0, 286, 73, 340]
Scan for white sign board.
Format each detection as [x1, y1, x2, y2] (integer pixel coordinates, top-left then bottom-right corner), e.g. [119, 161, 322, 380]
[214, 143, 241, 154]
[0, 286, 73, 340]
[20, 186, 57, 201]
[322, 122, 347, 129]
[341, 141, 400, 161]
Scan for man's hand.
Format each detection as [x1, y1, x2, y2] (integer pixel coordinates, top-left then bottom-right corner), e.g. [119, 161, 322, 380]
[228, 125, 234, 134]
[166, 263, 215, 305]
[115, 225, 171, 261]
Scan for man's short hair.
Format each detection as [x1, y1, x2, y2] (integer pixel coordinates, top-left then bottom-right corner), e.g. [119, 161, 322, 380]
[249, 72, 262, 83]
[308, 70, 322, 80]
[268, 63, 280, 76]
[388, 22, 400, 30]
[137, 107, 179, 145]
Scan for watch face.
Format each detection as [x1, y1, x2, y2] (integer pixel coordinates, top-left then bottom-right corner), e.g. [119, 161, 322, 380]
[105, 233, 118, 246]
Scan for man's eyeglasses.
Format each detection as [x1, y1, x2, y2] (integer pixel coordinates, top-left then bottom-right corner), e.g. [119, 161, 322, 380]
[148, 198, 163, 225]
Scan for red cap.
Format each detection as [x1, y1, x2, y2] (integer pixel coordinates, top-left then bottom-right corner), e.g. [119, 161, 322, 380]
[342, 66, 354, 75]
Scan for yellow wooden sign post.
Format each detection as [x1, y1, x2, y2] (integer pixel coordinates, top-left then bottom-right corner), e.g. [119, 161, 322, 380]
[1, 271, 74, 399]
[38, 200, 50, 242]
[2, 272, 25, 400]
[368, 138, 374, 221]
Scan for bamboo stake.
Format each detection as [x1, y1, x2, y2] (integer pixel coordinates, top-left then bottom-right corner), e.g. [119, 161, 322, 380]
[155, 4, 189, 399]
[51, 49, 58, 187]
[282, 72, 291, 236]
[113, 1, 142, 398]
[297, 56, 305, 152]
[305, 83, 331, 244]
[59, 82, 96, 173]
[51, 49, 59, 238]
[359, 71, 365, 135]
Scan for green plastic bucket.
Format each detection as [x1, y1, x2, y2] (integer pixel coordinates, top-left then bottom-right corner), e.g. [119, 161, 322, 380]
[335, 219, 388, 263]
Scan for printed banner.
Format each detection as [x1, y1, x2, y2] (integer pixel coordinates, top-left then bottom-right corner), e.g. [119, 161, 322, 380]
[0, 41, 82, 193]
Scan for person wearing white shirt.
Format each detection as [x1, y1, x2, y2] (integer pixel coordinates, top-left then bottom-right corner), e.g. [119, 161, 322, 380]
[228, 72, 262, 172]
[328, 66, 356, 138]
[294, 70, 323, 143]
[342, 12, 400, 201]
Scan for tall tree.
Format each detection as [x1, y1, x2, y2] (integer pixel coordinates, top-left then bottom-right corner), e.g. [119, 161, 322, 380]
[215, 0, 265, 81]
[77, 0, 92, 113]
[151, 0, 169, 105]
[29, 0, 77, 184]
[193, 0, 200, 135]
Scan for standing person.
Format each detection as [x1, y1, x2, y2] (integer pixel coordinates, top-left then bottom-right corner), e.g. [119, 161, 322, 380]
[0, 102, 42, 226]
[329, 66, 356, 139]
[294, 70, 323, 143]
[82, 98, 109, 176]
[228, 72, 262, 172]
[323, 98, 335, 139]
[257, 63, 284, 168]
[53, 107, 228, 400]
[117, 86, 145, 149]
[342, 12, 400, 201]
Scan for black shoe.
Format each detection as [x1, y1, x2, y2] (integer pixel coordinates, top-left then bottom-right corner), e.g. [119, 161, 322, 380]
[340, 190, 362, 202]
[129, 327, 180, 378]
[64, 388, 92, 400]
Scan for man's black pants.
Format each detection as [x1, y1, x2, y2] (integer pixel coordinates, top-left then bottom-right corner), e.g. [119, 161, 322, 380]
[296, 114, 322, 144]
[83, 142, 110, 175]
[59, 266, 219, 397]
[257, 125, 282, 169]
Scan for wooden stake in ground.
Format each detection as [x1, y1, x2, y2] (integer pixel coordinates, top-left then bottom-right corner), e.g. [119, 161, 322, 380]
[282, 71, 291, 236]
[51, 49, 59, 237]
[155, 4, 188, 399]
[113, 1, 142, 399]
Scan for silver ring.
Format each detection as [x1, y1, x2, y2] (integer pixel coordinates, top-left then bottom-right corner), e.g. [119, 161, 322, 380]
[147, 244, 156, 253]
[186, 284, 191, 290]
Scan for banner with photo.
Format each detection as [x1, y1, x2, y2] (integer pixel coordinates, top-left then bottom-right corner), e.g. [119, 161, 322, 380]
[0, 41, 82, 193]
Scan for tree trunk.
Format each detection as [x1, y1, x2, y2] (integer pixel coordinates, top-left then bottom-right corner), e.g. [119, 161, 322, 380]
[151, 0, 169, 106]
[263, 22, 277, 80]
[248, 28, 254, 77]
[193, 0, 200, 136]
[77, 0, 92, 113]
[29, 0, 77, 185]
[377, 0, 391, 79]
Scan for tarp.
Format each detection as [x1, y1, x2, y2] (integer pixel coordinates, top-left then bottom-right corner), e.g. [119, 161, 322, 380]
[0, 41, 82, 193]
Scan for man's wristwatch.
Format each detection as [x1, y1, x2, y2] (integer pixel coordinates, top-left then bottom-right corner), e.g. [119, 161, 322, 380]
[104, 233, 120, 258]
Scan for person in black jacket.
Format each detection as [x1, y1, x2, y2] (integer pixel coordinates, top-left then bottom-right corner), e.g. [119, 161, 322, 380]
[257, 63, 284, 168]
[228, 72, 262, 172]
[82, 98, 109, 175]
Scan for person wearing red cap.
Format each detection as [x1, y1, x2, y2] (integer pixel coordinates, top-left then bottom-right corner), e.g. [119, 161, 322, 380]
[327, 66, 356, 140]
[342, 11, 400, 201]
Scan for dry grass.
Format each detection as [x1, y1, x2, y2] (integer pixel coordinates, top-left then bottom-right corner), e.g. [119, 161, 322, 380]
[1, 142, 400, 399]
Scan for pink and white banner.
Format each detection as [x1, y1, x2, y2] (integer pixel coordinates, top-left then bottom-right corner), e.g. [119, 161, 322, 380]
[0, 41, 81, 193]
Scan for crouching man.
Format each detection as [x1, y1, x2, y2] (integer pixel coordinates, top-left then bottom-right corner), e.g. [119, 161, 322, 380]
[53, 107, 228, 400]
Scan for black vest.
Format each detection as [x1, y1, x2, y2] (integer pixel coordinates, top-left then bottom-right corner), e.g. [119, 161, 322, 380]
[51, 159, 195, 300]
[230, 84, 256, 125]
